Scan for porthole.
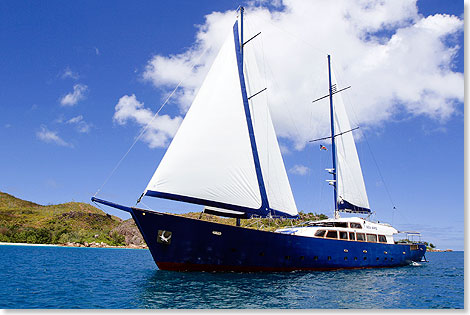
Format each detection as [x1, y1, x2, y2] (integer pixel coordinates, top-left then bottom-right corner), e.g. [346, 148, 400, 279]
[285, 256, 290, 260]
[376, 257, 379, 261]
[259, 252, 265, 256]
[327, 256, 332, 261]
[300, 256, 305, 260]
[344, 257, 348, 261]
[354, 257, 358, 261]
[363, 257, 367, 261]
[313, 256, 318, 261]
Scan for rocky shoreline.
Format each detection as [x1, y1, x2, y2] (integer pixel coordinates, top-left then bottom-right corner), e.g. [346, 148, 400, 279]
[61, 241, 147, 249]
[0, 241, 147, 249]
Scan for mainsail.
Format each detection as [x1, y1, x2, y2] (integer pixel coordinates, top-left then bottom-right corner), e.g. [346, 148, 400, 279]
[144, 19, 298, 218]
[331, 71, 370, 213]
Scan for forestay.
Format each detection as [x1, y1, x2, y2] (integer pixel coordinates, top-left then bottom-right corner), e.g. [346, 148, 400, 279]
[332, 71, 370, 213]
[144, 19, 298, 218]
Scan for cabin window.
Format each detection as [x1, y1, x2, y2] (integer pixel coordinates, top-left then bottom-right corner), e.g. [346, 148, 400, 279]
[313, 256, 318, 260]
[300, 256, 305, 260]
[327, 256, 332, 261]
[349, 232, 356, 241]
[356, 233, 365, 241]
[339, 231, 348, 240]
[344, 257, 348, 261]
[354, 257, 358, 261]
[334, 222, 348, 228]
[350, 223, 362, 229]
[378, 235, 387, 243]
[314, 230, 326, 237]
[366, 234, 378, 243]
[326, 230, 338, 239]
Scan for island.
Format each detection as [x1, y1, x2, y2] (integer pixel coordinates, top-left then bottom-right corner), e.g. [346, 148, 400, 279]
[0, 191, 443, 251]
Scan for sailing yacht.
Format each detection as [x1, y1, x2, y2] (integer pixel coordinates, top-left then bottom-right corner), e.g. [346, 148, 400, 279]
[92, 7, 426, 271]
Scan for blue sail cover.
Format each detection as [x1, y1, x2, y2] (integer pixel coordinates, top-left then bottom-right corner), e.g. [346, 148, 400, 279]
[337, 199, 371, 214]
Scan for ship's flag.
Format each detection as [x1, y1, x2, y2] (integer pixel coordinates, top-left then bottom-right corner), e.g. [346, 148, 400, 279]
[320, 144, 327, 151]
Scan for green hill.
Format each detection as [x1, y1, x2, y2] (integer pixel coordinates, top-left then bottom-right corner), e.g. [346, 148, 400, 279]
[0, 192, 328, 247]
[0, 192, 128, 246]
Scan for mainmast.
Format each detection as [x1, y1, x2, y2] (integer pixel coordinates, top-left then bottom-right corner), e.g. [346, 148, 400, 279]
[327, 55, 339, 219]
[236, 5, 244, 227]
[239, 6, 244, 61]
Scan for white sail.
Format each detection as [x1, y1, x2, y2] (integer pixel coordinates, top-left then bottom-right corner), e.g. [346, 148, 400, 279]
[145, 22, 298, 218]
[145, 31, 262, 210]
[243, 36, 298, 217]
[332, 71, 370, 212]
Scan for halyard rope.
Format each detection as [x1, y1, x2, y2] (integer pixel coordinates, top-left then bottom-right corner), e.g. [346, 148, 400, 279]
[93, 46, 210, 199]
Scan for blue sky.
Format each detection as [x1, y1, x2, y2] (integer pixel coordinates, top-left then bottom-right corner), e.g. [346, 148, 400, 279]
[0, 0, 464, 250]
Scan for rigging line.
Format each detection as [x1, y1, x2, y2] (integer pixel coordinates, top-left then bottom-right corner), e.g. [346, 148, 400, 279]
[250, 13, 326, 146]
[251, 13, 327, 57]
[333, 62, 397, 211]
[93, 46, 210, 200]
[257, 27, 272, 200]
[139, 201, 153, 211]
[264, 59, 302, 142]
[363, 135, 397, 209]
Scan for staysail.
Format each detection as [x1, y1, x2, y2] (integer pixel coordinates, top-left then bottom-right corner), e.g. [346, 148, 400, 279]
[331, 71, 370, 213]
[144, 19, 298, 218]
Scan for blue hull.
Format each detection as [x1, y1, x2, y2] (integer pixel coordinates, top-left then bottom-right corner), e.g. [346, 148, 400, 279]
[129, 207, 426, 272]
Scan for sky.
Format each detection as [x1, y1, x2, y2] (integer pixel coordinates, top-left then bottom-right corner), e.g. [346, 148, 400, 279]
[0, 0, 464, 250]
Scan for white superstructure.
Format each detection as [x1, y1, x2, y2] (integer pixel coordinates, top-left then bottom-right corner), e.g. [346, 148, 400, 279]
[276, 217, 398, 244]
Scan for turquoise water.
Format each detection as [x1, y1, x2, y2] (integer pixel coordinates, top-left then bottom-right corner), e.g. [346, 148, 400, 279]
[0, 245, 463, 309]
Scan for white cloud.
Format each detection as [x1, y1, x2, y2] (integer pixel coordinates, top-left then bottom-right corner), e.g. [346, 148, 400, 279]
[95, 47, 100, 55]
[4, 124, 11, 128]
[66, 115, 92, 133]
[113, 94, 183, 148]
[36, 125, 72, 147]
[61, 66, 79, 80]
[141, 0, 463, 150]
[60, 84, 87, 106]
[289, 164, 310, 176]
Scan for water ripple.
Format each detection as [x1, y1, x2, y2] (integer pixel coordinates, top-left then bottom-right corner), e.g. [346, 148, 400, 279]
[0, 245, 463, 309]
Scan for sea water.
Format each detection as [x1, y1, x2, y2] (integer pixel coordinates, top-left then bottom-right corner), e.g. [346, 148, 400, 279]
[0, 244, 463, 309]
